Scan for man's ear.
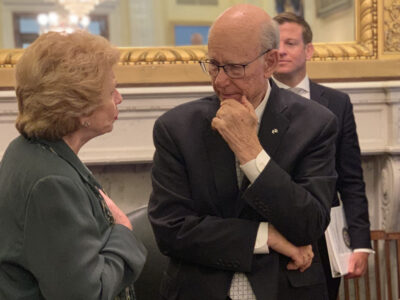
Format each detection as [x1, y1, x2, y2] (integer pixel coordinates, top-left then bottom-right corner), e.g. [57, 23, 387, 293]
[264, 49, 279, 78]
[305, 43, 314, 61]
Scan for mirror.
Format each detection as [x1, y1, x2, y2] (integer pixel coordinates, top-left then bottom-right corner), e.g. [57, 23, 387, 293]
[0, 0, 398, 85]
[0, 0, 354, 49]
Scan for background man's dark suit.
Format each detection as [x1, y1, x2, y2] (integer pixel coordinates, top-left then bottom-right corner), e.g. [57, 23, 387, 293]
[149, 81, 338, 300]
[310, 80, 372, 295]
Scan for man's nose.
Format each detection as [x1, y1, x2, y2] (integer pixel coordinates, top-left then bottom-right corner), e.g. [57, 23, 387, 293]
[213, 67, 231, 87]
[278, 44, 286, 56]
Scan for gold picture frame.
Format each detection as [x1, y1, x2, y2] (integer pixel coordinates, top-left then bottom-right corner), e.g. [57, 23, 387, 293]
[0, 0, 399, 88]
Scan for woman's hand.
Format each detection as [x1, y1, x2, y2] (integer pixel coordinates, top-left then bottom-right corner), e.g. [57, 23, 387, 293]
[286, 245, 314, 272]
[268, 224, 314, 272]
[99, 189, 133, 230]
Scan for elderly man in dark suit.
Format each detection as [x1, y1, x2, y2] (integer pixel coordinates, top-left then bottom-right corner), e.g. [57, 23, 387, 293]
[272, 12, 373, 300]
[149, 4, 338, 300]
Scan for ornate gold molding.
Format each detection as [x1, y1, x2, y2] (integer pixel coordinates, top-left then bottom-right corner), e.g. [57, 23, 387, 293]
[0, 49, 24, 68]
[384, 0, 400, 53]
[119, 45, 208, 66]
[313, 0, 377, 61]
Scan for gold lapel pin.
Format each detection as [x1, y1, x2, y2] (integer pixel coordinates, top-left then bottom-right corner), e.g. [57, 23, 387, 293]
[271, 129, 278, 134]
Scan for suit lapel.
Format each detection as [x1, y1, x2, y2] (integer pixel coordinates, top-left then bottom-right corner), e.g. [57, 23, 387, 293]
[203, 96, 239, 217]
[310, 80, 329, 108]
[258, 80, 290, 158]
[204, 85, 292, 217]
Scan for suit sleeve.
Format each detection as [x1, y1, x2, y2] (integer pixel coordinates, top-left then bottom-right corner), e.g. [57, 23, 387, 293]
[336, 97, 372, 249]
[243, 113, 338, 245]
[24, 176, 147, 300]
[149, 118, 260, 273]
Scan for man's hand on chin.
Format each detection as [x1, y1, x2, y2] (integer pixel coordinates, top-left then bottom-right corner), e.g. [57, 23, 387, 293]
[212, 95, 262, 164]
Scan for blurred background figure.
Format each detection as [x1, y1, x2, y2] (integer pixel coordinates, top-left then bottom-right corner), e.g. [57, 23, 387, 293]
[190, 32, 204, 45]
[275, 0, 303, 16]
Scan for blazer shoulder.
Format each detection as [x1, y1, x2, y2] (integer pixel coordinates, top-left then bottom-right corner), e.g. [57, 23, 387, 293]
[311, 81, 351, 103]
[280, 88, 336, 122]
[2, 137, 81, 187]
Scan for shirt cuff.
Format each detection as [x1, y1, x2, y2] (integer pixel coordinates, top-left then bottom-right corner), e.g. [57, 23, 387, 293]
[241, 150, 270, 183]
[254, 222, 269, 254]
[353, 248, 375, 254]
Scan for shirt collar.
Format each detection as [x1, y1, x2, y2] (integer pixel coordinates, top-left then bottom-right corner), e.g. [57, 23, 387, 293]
[272, 75, 310, 93]
[297, 75, 310, 93]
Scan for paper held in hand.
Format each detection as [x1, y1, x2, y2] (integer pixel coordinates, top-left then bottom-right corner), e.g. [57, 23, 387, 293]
[325, 205, 352, 278]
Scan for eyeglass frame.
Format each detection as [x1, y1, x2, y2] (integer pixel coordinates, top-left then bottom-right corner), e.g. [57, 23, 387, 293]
[199, 49, 272, 79]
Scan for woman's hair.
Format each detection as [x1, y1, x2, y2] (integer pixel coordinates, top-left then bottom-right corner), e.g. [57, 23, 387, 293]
[15, 30, 120, 140]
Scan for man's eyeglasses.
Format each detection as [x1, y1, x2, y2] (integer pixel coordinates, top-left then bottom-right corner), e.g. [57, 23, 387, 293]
[199, 49, 271, 79]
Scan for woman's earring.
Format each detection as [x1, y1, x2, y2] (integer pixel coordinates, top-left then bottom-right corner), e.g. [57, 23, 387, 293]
[82, 121, 90, 128]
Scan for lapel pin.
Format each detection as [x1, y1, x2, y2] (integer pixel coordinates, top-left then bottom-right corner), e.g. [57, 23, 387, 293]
[271, 128, 278, 134]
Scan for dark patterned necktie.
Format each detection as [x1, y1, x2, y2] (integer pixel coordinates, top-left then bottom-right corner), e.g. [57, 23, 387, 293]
[228, 159, 257, 299]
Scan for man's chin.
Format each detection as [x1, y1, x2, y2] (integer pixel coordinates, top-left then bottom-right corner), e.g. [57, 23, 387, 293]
[275, 65, 293, 75]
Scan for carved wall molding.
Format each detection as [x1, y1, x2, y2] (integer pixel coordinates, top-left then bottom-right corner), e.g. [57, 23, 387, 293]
[1, 81, 400, 162]
[384, 0, 400, 53]
[378, 155, 400, 231]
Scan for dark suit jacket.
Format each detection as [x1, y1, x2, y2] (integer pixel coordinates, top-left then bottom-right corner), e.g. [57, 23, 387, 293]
[309, 81, 372, 250]
[0, 136, 147, 300]
[149, 80, 338, 300]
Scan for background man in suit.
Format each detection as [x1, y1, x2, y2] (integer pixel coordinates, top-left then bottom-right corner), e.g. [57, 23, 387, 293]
[149, 4, 338, 300]
[272, 12, 373, 300]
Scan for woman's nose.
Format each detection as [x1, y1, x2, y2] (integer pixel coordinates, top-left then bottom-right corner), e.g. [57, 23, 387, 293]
[114, 89, 123, 104]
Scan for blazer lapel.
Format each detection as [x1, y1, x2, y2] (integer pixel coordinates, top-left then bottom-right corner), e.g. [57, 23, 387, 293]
[258, 80, 290, 158]
[203, 96, 239, 218]
[310, 80, 329, 108]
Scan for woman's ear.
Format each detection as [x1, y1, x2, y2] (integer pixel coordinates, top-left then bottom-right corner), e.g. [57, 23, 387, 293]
[79, 116, 91, 128]
[264, 49, 279, 79]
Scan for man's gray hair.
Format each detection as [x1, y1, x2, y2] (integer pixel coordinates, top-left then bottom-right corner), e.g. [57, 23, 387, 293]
[260, 19, 280, 51]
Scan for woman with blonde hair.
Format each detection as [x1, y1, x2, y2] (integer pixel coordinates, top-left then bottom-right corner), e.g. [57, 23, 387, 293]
[0, 31, 146, 300]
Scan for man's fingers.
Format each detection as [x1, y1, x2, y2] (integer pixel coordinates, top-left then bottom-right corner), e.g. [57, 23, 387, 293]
[241, 95, 257, 114]
[347, 260, 355, 273]
[240, 95, 252, 109]
[211, 117, 225, 131]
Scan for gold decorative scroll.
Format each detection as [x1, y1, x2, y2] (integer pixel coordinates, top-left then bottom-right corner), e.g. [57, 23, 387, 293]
[119, 45, 208, 65]
[383, 0, 400, 53]
[0, 49, 24, 68]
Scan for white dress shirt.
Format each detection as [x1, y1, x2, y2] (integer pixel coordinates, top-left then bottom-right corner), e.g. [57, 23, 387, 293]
[238, 82, 271, 254]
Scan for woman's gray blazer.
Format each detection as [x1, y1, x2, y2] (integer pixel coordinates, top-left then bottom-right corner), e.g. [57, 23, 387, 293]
[0, 136, 146, 300]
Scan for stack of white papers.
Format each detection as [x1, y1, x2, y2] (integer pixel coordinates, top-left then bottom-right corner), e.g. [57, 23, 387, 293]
[325, 205, 353, 278]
